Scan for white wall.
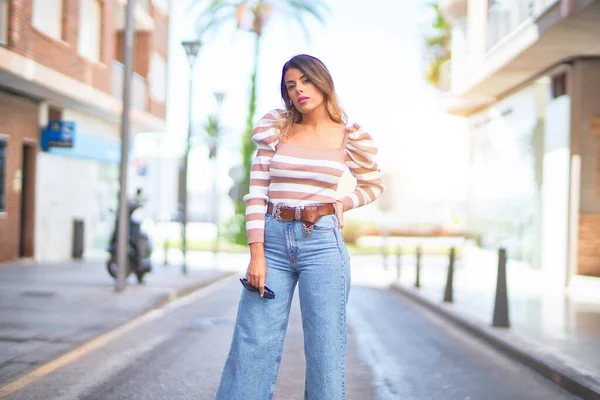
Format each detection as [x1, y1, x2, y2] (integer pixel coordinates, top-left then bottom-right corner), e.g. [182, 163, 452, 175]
[466, 80, 546, 267]
[35, 155, 118, 262]
[540, 95, 571, 288]
[128, 132, 180, 223]
[128, 153, 179, 222]
[35, 109, 119, 262]
[62, 109, 119, 141]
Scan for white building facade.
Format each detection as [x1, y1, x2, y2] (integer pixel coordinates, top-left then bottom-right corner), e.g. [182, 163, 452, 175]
[441, 0, 600, 287]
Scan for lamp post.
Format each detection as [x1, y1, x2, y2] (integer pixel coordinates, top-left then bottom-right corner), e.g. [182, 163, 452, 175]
[212, 91, 225, 257]
[180, 39, 201, 275]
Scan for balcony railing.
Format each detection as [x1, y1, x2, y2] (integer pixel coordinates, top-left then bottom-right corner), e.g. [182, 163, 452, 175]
[0, 0, 8, 46]
[487, 0, 559, 49]
[111, 61, 148, 111]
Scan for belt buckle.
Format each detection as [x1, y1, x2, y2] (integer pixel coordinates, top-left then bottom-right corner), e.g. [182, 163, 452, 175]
[273, 202, 302, 222]
[273, 202, 286, 222]
[294, 207, 301, 221]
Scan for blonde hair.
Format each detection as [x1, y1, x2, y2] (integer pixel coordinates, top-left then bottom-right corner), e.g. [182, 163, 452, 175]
[276, 54, 347, 139]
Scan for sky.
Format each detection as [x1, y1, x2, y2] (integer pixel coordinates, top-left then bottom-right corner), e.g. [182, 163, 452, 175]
[164, 0, 470, 224]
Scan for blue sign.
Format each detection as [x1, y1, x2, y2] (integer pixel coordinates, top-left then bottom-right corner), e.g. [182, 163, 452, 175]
[45, 132, 123, 164]
[41, 120, 76, 151]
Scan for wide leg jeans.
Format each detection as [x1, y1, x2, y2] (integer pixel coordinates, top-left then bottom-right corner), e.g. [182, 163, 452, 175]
[216, 213, 351, 400]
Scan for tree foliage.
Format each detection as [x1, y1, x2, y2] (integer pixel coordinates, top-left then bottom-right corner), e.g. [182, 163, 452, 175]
[192, 0, 329, 244]
[423, 2, 452, 88]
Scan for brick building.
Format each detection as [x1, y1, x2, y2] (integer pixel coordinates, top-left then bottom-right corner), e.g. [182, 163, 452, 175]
[439, 0, 600, 285]
[0, 0, 170, 263]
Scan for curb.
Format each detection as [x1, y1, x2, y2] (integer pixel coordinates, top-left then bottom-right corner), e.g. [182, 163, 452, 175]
[148, 271, 237, 310]
[0, 270, 237, 398]
[392, 283, 600, 400]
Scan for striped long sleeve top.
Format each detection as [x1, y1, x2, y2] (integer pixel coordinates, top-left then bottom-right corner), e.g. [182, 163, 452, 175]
[243, 109, 384, 244]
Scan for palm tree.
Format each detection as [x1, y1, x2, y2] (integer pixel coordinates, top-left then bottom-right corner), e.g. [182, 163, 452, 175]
[192, 0, 329, 244]
[423, 2, 451, 88]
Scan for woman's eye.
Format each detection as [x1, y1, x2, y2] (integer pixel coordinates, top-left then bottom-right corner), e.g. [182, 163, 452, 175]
[287, 85, 294, 90]
[303, 79, 310, 84]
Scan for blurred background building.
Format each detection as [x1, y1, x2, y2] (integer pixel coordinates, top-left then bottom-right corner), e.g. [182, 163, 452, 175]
[439, 0, 600, 288]
[0, 0, 171, 263]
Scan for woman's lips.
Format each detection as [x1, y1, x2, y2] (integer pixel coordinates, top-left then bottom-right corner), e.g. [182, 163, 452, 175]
[298, 96, 310, 104]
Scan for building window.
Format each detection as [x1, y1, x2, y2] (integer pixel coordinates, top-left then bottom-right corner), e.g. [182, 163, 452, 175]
[1, 0, 8, 46]
[149, 52, 167, 102]
[78, 0, 102, 62]
[0, 140, 6, 212]
[32, 0, 64, 40]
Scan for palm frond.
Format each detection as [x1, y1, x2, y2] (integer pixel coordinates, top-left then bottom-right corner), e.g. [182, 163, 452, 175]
[267, 0, 328, 40]
[195, 11, 237, 38]
[188, 0, 230, 19]
[203, 114, 221, 139]
[192, 1, 239, 34]
[283, 0, 330, 24]
[425, 33, 448, 48]
[289, 11, 312, 42]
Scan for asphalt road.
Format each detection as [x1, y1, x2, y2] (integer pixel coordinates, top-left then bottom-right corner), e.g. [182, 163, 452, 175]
[3, 272, 579, 400]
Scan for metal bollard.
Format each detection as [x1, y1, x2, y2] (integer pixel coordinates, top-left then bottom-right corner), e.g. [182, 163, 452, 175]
[382, 244, 388, 271]
[492, 248, 510, 328]
[415, 246, 422, 288]
[396, 246, 402, 281]
[443, 247, 455, 303]
[163, 239, 169, 266]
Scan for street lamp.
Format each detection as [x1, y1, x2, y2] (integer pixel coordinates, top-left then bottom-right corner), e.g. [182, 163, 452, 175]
[214, 91, 226, 106]
[180, 39, 201, 275]
[211, 91, 225, 258]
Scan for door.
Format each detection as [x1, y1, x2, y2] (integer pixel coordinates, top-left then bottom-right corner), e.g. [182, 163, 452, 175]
[19, 143, 35, 257]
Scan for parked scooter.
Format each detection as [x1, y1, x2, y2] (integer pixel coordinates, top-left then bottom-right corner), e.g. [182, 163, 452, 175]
[106, 189, 153, 283]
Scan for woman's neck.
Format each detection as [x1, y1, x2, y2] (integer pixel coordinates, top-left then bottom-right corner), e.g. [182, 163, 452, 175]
[299, 105, 331, 129]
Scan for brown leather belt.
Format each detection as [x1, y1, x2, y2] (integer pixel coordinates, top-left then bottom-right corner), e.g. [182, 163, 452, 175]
[266, 202, 335, 230]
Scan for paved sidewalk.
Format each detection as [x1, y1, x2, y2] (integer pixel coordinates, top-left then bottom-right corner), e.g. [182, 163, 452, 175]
[380, 247, 600, 399]
[0, 258, 234, 386]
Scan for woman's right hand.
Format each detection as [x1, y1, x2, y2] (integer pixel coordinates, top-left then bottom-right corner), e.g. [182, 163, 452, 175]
[247, 243, 267, 297]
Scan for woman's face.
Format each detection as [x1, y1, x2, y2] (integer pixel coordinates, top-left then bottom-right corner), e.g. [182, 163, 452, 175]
[284, 67, 325, 114]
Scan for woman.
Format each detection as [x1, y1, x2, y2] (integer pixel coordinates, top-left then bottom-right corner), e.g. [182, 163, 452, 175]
[216, 54, 384, 400]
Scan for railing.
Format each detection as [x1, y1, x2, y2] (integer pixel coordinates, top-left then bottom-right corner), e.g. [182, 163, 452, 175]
[487, 0, 560, 49]
[0, 0, 8, 46]
[111, 61, 148, 111]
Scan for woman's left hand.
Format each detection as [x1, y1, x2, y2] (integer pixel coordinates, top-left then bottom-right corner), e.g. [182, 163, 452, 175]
[334, 201, 344, 230]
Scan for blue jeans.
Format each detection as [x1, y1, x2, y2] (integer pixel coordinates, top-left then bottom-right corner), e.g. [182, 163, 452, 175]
[216, 213, 351, 400]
